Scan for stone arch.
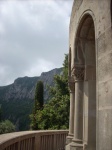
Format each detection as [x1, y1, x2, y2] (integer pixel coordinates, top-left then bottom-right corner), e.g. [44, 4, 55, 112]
[75, 13, 96, 149]
[74, 12, 96, 75]
[67, 12, 96, 150]
[76, 13, 96, 149]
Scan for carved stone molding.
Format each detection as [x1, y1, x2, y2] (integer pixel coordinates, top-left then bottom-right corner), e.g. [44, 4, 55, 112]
[71, 65, 85, 81]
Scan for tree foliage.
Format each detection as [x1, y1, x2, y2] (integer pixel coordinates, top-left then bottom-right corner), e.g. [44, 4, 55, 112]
[0, 120, 15, 134]
[30, 81, 44, 130]
[0, 104, 2, 122]
[35, 81, 44, 108]
[32, 54, 70, 130]
[0, 105, 15, 134]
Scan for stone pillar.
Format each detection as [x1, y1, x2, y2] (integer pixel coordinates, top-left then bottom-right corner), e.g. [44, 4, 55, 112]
[66, 76, 75, 145]
[70, 65, 85, 150]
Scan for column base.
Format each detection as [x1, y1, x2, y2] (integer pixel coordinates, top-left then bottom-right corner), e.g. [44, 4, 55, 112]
[72, 139, 83, 144]
[70, 141, 87, 150]
[70, 142, 83, 150]
[70, 139, 83, 150]
[65, 134, 74, 150]
[66, 134, 74, 145]
[66, 142, 71, 150]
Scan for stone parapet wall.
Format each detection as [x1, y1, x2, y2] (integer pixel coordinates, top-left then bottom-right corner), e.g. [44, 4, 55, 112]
[0, 130, 68, 150]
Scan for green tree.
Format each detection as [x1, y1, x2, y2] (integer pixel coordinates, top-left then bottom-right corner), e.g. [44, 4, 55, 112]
[0, 120, 15, 134]
[35, 54, 70, 129]
[35, 81, 44, 108]
[30, 81, 44, 130]
[0, 104, 2, 122]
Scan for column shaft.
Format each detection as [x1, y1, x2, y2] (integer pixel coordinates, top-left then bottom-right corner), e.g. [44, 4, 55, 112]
[69, 91, 75, 136]
[73, 81, 83, 141]
[70, 65, 85, 150]
[66, 79, 75, 145]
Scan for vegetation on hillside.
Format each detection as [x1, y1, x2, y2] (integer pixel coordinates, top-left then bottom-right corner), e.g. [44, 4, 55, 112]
[0, 105, 2, 122]
[0, 99, 33, 131]
[0, 105, 15, 134]
[30, 54, 70, 129]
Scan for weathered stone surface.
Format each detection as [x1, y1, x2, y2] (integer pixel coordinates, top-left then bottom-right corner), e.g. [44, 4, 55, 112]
[98, 33, 106, 58]
[98, 109, 112, 150]
[98, 52, 112, 82]
[98, 27, 112, 59]
[98, 79, 112, 108]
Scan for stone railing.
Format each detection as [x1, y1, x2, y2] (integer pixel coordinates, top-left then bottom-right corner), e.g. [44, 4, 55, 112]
[0, 130, 68, 150]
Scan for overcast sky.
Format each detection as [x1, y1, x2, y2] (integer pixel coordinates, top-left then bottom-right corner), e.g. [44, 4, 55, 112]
[0, 0, 73, 86]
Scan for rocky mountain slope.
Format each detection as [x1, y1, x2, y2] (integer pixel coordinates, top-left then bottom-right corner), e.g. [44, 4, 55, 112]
[0, 68, 62, 131]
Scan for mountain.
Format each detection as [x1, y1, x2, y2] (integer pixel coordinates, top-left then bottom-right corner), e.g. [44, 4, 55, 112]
[0, 68, 62, 131]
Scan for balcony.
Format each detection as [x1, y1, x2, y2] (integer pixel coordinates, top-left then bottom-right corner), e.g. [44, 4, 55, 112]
[0, 130, 68, 150]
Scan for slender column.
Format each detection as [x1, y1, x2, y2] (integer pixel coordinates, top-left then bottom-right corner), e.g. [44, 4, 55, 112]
[69, 76, 75, 136]
[66, 76, 75, 145]
[70, 65, 85, 150]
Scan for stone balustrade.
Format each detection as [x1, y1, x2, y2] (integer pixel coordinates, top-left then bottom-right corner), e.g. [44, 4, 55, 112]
[0, 130, 68, 150]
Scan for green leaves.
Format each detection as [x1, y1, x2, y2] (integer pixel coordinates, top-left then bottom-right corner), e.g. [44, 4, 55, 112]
[0, 120, 15, 134]
[0, 104, 2, 122]
[31, 54, 70, 130]
[35, 94, 69, 129]
[30, 81, 44, 130]
[35, 81, 44, 108]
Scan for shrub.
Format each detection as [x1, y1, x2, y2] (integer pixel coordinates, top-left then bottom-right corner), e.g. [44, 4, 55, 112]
[0, 120, 15, 134]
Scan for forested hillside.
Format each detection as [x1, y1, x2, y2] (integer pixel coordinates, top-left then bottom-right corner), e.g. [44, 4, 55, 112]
[0, 68, 62, 131]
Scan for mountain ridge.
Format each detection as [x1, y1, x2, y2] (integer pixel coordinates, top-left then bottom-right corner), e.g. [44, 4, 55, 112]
[0, 68, 62, 101]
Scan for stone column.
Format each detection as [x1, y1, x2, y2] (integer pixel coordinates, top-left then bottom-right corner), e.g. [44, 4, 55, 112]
[70, 65, 85, 150]
[66, 76, 75, 145]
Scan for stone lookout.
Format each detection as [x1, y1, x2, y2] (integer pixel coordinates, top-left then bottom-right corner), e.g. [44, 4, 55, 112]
[0, 0, 112, 150]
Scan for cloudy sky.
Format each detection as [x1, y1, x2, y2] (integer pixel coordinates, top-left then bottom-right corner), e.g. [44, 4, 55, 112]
[0, 0, 73, 86]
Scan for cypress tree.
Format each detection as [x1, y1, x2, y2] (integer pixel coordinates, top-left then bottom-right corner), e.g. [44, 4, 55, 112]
[30, 81, 44, 130]
[0, 105, 2, 122]
[35, 81, 44, 109]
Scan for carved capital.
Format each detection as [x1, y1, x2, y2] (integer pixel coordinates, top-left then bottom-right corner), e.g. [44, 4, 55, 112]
[71, 65, 85, 81]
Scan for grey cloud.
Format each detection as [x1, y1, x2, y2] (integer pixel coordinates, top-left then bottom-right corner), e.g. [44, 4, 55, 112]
[0, 0, 73, 86]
